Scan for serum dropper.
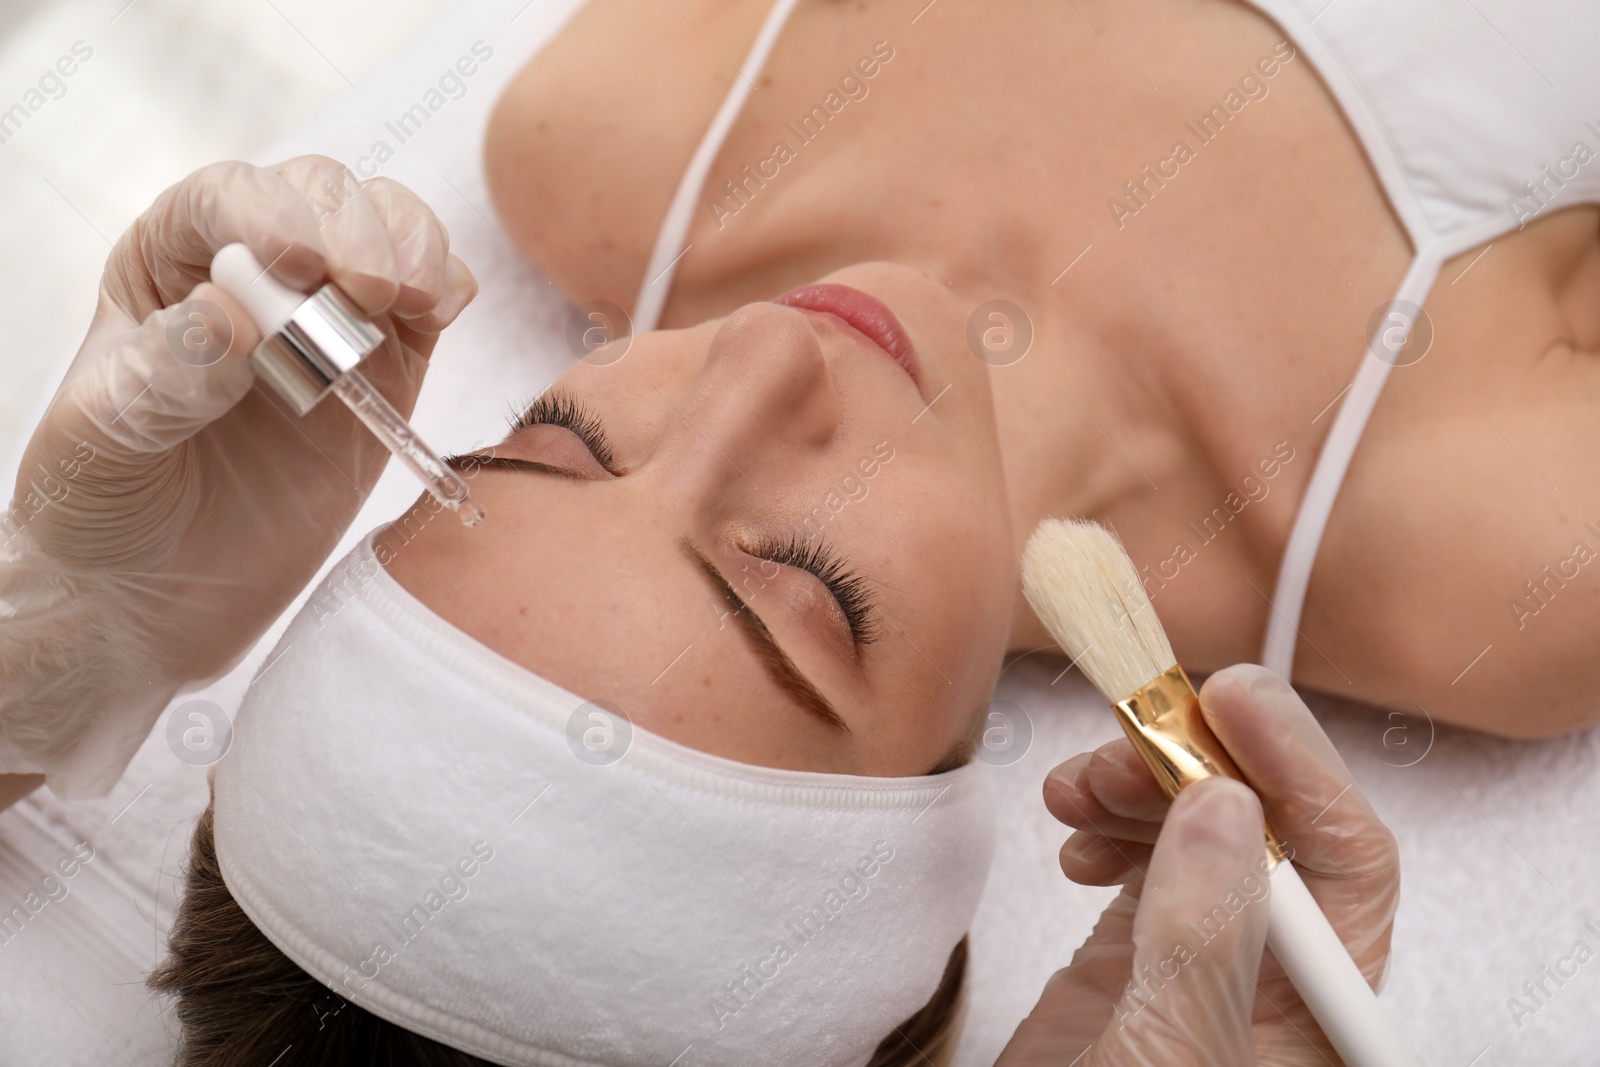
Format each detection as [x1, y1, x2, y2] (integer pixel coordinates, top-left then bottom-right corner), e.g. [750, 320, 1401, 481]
[209, 243, 483, 527]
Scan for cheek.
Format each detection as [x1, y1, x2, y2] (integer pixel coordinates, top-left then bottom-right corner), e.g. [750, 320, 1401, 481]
[927, 502, 1015, 654]
[871, 453, 1013, 592]
[907, 465, 1013, 580]
[872, 488, 1013, 672]
[863, 517, 1008, 773]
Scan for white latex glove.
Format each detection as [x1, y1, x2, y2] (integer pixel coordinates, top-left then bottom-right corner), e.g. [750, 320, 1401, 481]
[0, 156, 477, 798]
[997, 664, 1401, 1066]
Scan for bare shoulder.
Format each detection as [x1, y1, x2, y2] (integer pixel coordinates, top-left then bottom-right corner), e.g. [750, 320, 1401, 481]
[483, 0, 775, 306]
[1296, 208, 1600, 737]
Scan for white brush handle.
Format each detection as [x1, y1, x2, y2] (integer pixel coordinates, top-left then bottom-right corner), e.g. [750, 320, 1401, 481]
[1267, 862, 1416, 1066]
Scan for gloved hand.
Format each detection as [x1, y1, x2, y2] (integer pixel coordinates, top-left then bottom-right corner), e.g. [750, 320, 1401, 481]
[998, 664, 1401, 1066]
[0, 156, 477, 798]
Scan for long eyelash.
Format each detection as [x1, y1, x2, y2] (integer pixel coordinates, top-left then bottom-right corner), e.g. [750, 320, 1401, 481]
[750, 533, 881, 646]
[507, 390, 617, 471]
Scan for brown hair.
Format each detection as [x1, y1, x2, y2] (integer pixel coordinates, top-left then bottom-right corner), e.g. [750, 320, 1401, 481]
[150, 805, 967, 1066]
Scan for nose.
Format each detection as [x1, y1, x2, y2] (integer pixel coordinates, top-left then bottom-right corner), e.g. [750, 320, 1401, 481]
[654, 302, 842, 495]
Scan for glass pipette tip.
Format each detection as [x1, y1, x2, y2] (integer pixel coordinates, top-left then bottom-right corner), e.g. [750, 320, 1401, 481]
[331, 370, 484, 527]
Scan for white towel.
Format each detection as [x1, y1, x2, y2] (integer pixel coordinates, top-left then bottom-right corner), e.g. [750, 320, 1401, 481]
[213, 535, 993, 1067]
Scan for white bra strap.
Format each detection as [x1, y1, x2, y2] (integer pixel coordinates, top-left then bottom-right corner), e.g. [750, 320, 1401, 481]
[1260, 249, 1443, 678]
[631, 0, 805, 333]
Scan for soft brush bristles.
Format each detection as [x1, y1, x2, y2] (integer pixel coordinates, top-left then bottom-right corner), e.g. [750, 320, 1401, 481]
[1020, 518, 1177, 701]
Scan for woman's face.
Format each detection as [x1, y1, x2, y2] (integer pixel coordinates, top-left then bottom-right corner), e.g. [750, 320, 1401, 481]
[382, 262, 1016, 777]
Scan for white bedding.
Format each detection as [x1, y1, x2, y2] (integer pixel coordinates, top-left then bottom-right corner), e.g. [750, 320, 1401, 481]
[1, 1, 1596, 1063]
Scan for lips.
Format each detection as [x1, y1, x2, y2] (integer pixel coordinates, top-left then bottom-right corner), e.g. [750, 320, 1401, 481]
[772, 283, 923, 388]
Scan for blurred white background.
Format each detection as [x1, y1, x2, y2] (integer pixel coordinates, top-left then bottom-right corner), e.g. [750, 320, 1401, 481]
[0, 0, 455, 478]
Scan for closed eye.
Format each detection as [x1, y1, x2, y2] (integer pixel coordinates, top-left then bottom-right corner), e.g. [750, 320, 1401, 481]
[744, 533, 881, 647]
[508, 390, 620, 473]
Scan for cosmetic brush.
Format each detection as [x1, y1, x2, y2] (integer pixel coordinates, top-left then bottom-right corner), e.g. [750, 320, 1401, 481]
[1020, 517, 1416, 1067]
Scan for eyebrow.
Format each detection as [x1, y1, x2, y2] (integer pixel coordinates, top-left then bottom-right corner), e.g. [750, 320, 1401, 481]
[680, 539, 852, 735]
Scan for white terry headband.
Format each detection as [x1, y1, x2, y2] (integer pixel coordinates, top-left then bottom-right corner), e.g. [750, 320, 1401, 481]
[213, 533, 996, 1067]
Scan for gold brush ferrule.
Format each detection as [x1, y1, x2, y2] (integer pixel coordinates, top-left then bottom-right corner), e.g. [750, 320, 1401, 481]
[1114, 665, 1288, 866]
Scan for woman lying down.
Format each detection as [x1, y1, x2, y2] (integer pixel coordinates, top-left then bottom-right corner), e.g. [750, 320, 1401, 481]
[0, 162, 1400, 1065]
[24, 0, 1599, 1057]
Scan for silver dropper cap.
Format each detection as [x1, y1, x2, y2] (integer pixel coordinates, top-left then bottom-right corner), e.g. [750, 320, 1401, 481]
[251, 285, 386, 415]
[210, 243, 385, 416]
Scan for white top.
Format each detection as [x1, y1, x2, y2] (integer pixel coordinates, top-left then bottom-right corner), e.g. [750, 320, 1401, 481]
[630, 0, 1600, 680]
